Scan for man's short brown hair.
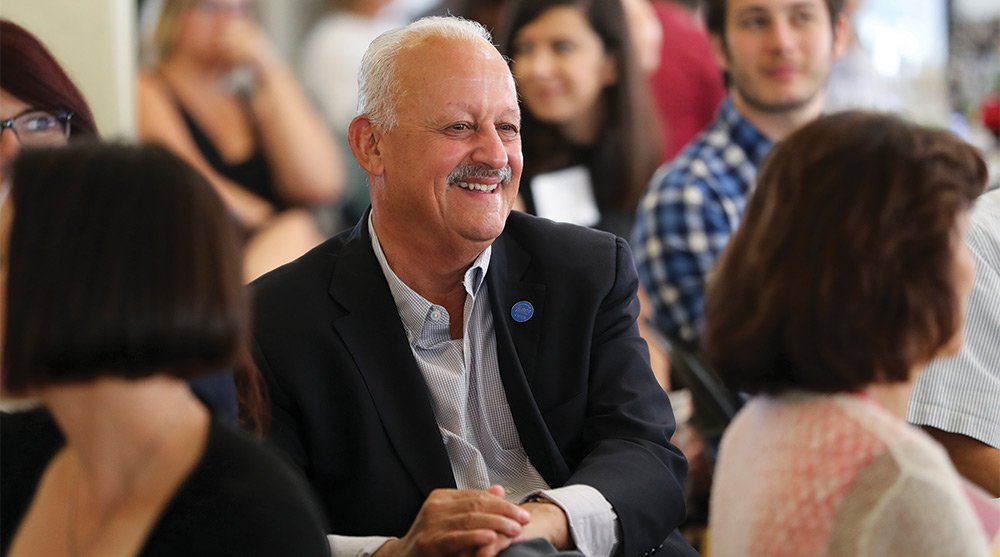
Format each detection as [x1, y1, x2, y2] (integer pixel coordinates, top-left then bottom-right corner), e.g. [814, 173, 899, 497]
[705, 0, 845, 39]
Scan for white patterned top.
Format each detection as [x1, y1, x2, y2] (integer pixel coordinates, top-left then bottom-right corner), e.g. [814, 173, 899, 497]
[710, 391, 992, 556]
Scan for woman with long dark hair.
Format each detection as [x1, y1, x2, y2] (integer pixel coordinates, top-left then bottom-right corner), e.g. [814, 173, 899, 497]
[499, 0, 661, 239]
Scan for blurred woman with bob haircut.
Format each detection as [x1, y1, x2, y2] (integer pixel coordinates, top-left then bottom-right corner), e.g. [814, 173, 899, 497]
[1, 143, 329, 557]
[703, 111, 995, 555]
[1, 20, 268, 550]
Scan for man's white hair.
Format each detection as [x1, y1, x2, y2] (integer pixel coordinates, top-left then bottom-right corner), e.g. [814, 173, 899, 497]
[356, 16, 495, 130]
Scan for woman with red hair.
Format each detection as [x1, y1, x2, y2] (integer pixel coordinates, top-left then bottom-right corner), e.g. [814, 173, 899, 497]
[0, 18, 98, 187]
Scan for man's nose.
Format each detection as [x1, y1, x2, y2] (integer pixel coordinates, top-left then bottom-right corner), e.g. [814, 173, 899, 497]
[471, 126, 509, 170]
[767, 19, 797, 54]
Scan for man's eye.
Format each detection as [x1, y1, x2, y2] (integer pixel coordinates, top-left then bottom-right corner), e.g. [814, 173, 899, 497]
[498, 124, 519, 136]
[450, 123, 471, 132]
[741, 16, 769, 29]
[791, 11, 815, 25]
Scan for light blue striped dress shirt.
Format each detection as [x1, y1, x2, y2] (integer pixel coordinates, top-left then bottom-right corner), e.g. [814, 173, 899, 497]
[909, 188, 1000, 449]
[326, 216, 618, 557]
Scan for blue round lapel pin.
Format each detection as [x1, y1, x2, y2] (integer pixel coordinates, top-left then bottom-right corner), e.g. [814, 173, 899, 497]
[511, 301, 534, 323]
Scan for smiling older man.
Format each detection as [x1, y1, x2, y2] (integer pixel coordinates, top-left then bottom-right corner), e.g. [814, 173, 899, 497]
[251, 15, 694, 557]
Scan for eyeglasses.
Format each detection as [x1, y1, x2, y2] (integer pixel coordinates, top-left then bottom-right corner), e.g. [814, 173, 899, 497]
[0, 110, 73, 147]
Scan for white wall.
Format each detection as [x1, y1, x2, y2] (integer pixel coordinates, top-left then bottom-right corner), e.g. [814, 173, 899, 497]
[1, 0, 136, 138]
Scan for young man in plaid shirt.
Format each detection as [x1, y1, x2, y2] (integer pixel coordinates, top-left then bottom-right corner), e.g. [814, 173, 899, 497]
[633, 0, 847, 347]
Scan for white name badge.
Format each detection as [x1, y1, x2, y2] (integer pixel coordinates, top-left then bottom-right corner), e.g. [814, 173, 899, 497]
[530, 165, 600, 227]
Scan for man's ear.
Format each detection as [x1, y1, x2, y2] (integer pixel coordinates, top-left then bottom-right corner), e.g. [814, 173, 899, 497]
[348, 115, 385, 177]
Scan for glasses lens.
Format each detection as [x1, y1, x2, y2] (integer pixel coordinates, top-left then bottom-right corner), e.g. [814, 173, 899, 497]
[14, 111, 69, 147]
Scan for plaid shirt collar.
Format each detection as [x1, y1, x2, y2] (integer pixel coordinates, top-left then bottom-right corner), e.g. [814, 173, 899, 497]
[715, 97, 773, 169]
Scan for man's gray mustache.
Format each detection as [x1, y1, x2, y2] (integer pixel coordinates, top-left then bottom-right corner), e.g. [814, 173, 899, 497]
[447, 164, 513, 186]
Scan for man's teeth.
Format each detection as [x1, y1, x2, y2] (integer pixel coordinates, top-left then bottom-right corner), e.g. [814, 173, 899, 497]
[456, 182, 498, 192]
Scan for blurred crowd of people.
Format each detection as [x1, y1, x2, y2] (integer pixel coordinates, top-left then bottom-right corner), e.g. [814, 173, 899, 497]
[1, 0, 998, 556]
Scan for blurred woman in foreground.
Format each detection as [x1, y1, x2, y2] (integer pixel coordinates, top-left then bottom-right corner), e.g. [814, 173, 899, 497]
[704, 111, 995, 556]
[0, 22, 262, 550]
[2, 143, 329, 556]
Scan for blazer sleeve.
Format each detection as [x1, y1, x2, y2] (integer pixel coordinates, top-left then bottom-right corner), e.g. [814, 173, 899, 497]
[567, 236, 689, 557]
[252, 333, 310, 474]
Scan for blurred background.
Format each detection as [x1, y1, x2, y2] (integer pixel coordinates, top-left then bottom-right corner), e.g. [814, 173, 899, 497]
[1, 0, 998, 183]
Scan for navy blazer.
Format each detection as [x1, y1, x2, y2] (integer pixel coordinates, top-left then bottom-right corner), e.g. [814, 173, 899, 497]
[251, 211, 694, 557]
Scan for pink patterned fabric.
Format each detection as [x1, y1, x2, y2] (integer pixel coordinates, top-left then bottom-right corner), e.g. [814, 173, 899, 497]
[709, 392, 993, 557]
[745, 398, 883, 556]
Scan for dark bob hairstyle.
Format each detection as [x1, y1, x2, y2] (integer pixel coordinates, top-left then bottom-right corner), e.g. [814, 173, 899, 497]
[2, 142, 247, 392]
[0, 19, 99, 139]
[703, 111, 987, 395]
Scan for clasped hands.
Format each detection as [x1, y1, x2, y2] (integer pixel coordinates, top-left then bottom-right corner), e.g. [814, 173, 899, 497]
[375, 485, 571, 557]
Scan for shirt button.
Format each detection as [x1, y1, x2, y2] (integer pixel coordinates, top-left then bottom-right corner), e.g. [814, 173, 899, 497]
[430, 310, 442, 321]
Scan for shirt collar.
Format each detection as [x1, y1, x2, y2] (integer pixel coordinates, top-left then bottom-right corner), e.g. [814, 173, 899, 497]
[717, 97, 773, 167]
[368, 213, 491, 342]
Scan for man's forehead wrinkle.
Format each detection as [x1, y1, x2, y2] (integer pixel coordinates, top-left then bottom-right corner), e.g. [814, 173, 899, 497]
[390, 32, 518, 133]
[414, 103, 519, 130]
[400, 79, 518, 117]
[397, 70, 513, 99]
[399, 34, 501, 65]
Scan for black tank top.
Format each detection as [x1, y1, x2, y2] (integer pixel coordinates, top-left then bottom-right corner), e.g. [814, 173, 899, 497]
[164, 79, 282, 208]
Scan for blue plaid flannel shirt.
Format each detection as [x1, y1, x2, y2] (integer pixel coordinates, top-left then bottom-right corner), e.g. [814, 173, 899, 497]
[632, 98, 772, 345]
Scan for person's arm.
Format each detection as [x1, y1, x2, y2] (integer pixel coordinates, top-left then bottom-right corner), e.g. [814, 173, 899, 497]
[924, 427, 1000, 497]
[327, 535, 393, 557]
[909, 211, 1000, 497]
[562, 236, 690, 557]
[136, 72, 275, 228]
[323, 489, 531, 557]
[254, 331, 529, 557]
[517, 486, 615, 555]
[632, 172, 732, 345]
[638, 285, 671, 391]
[216, 20, 344, 206]
[373, 486, 529, 557]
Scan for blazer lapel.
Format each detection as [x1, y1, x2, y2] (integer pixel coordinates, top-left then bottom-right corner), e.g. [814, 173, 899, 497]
[487, 232, 571, 485]
[327, 218, 455, 496]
